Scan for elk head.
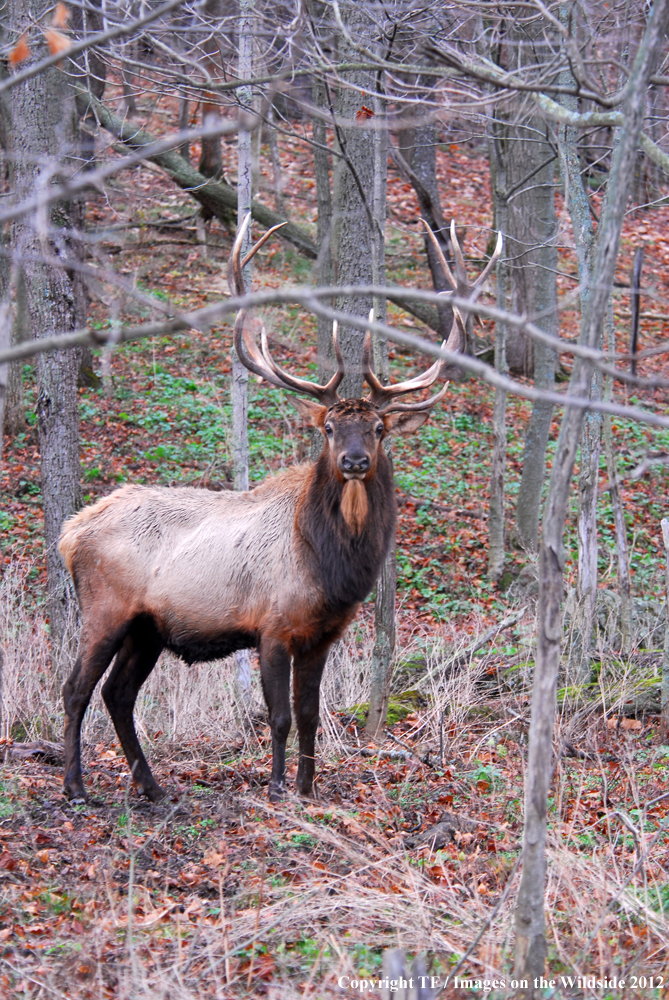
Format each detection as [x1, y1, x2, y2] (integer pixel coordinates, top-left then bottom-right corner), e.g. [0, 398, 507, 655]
[228, 214, 468, 530]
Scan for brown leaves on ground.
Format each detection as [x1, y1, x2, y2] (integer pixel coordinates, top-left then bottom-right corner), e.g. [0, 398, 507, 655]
[0, 708, 668, 996]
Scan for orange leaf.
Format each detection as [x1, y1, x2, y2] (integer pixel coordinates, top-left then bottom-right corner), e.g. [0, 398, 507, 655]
[52, 2, 69, 28]
[9, 34, 30, 66]
[356, 105, 374, 120]
[43, 28, 71, 57]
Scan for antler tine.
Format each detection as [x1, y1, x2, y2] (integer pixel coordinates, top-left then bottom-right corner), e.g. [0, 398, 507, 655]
[376, 308, 466, 415]
[241, 220, 288, 269]
[361, 310, 386, 398]
[470, 229, 504, 293]
[228, 215, 343, 405]
[364, 309, 448, 409]
[450, 219, 469, 286]
[233, 321, 295, 391]
[419, 219, 456, 291]
[259, 324, 343, 406]
[380, 381, 450, 414]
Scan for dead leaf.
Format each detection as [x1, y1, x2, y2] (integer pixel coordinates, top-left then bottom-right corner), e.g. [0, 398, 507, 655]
[9, 34, 30, 66]
[43, 28, 71, 57]
[52, 2, 69, 28]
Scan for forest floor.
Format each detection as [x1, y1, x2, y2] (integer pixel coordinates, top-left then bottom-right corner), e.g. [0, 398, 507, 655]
[2, 82, 669, 997]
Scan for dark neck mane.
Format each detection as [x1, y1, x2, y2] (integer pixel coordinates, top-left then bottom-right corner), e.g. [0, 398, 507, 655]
[296, 450, 396, 612]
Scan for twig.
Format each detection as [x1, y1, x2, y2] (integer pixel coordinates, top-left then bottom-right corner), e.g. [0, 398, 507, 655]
[444, 855, 522, 988]
[409, 609, 526, 693]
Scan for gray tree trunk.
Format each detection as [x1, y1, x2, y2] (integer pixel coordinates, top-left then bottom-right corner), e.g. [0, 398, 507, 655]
[662, 519, 669, 742]
[330, 4, 376, 399]
[233, 0, 254, 703]
[487, 121, 509, 583]
[9, 0, 84, 672]
[365, 79, 394, 741]
[603, 313, 632, 648]
[396, 101, 453, 341]
[514, 4, 669, 989]
[555, 29, 602, 684]
[512, 136, 558, 550]
[312, 61, 334, 385]
[0, 258, 9, 460]
[3, 265, 28, 439]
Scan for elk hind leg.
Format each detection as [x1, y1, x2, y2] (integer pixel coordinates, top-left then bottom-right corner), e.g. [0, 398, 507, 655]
[63, 629, 125, 802]
[101, 618, 165, 802]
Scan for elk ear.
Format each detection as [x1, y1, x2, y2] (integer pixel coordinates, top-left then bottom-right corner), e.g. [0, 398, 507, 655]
[290, 395, 327, 427]
[384, 411, 431, 436]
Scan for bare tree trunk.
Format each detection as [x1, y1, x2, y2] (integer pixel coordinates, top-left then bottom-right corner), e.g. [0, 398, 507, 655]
[662, 519, 669, 742]
[312, 73, 333, 388]
[10, 0, 85, 672]
[267, 106, 286, 216]
[366, 78, 394, 741]
[330, 4, 376, 399]
[556, 34, 606, 683]
[512, 142, 558, 550]
[2, 260, 26, 441]
[514, 5, 669, 989]
[0, 257, 9, 460]
[487, 121, 508, 583]
[603, 312, 632, 648]
[396, 100, 453, 341]
[178, 95, 190, 162]
[488, 283, 508, 583]
[233, 0, 254, 702]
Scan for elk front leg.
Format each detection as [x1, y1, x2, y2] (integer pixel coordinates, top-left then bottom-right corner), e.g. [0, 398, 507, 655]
[259, 638, 292, 802]
[292, 650, 327, 797]
[63, 630, 124, 802]
[101, 621, 164, 802]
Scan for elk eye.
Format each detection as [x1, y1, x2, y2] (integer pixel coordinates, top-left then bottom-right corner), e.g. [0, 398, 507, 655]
[324, 423, 333, 436]
[375, 423, 384, 436]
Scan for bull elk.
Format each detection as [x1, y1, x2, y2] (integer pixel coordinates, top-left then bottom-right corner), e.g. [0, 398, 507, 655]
[59, 216, 500, 803]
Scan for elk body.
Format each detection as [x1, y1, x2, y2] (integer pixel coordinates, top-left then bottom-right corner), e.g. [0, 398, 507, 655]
[59, 217, 499, 804]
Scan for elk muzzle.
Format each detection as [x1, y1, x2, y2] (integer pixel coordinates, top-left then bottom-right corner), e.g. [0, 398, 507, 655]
[339, 450, 371, 479]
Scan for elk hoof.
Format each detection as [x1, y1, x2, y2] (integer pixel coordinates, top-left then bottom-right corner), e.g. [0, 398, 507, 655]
[64, 780, 87, 804]
[138, 782, 166, 803]
[268, 781, 286, 803]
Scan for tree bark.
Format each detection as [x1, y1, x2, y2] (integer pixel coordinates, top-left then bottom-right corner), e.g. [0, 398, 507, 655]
[233, 0, 254, 703]
[662, 519, 669, 742]
[514, 4, 669, 990]
[366, 77, 394, 741]
[487, 116, 509, 583]
[396, 100, 453, 342]
[2, 261, 26, 441]
[512, 138, 558, 550]
[330, 4, 376, 399]
[0, 256, 9, 460]
[198, 0, 224, 181]
[603, 312, 632, 648]
[10, 0, 83, 671]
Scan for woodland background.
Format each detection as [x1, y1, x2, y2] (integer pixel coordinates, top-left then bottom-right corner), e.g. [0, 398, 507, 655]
[1, 1, 669, 997]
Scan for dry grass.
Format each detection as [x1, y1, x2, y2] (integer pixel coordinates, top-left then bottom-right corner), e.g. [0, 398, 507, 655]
[1, 565, 669, 998]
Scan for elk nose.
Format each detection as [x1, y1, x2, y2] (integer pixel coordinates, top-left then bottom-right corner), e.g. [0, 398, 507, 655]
[342, 452, 370, 474]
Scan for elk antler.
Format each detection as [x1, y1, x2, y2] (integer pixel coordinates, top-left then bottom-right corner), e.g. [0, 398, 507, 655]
[229, 213, 345, 406]
[362, 307, 466, 414]
[421, 219, 503, 303]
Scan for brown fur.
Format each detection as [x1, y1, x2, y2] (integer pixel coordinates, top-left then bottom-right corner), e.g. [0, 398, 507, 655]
[58, 399, 434, 807]
[340, 479, 369, 534]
